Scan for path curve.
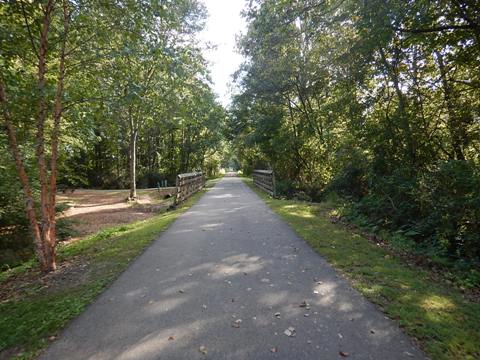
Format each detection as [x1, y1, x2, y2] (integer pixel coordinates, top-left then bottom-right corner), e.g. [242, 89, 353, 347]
[40, 176, 425, 360]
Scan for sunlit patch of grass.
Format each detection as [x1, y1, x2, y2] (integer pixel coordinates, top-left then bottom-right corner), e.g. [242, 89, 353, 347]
[0, 187, 210, 359]
[284, 206, 315, 218]
[421, 296, 456, 312]
[243, 178, 480, 360]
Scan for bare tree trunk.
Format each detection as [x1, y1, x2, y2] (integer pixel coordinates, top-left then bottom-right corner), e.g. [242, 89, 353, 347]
[35, 0, 57, 272]
[47, 0, 70, 270]
[129, 131, 138, 199]
[128, 104, 138, 200]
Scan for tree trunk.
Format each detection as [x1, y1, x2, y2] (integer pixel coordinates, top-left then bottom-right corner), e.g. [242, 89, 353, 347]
[379, 46, 416, 168]
[129, 129, 138, 200]
[0, 0, 69, 273]
[435, 50, 466, 161]
[0, 81, 48, 269]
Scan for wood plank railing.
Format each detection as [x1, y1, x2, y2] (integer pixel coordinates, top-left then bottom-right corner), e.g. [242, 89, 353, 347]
[253, 170, 276, 197]
[175, 171, 205, 204]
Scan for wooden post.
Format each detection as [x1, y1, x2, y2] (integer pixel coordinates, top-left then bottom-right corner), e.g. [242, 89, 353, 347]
[272, 171, 276, 198]
[175, 175, 180, 205]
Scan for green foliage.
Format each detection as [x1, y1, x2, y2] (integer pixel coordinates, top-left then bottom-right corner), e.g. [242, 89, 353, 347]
[1, 0, 228, 267]
[232, 0, 480, 266]
[418, 161, 480, 260]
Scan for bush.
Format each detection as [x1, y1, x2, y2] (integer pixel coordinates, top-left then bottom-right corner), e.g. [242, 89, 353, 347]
[329, 161, 368, 199]
[0, 161, 32, 269]
[417, 161, 480, 261]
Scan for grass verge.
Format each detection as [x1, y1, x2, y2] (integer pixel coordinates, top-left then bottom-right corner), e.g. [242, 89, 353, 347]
[243, 177, 480, 360]
[0, 183, 214, 359]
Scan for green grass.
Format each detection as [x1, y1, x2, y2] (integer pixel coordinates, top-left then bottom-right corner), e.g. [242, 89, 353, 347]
[243, 178, 480, 360]
[0, 185, 212, 359]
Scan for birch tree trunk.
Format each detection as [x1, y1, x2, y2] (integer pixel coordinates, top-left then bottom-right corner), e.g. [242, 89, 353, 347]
[129, 129, 138, 200]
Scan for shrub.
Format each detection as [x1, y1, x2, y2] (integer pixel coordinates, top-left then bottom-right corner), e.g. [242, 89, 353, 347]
[417, 161, 480, 261]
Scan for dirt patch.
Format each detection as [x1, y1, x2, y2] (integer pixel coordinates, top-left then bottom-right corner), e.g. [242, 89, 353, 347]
[58, 188, 175, 241]
[0, 257, 89, 303]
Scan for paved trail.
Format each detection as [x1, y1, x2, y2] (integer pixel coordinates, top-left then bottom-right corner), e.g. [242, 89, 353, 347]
[41, 176, 425, 360]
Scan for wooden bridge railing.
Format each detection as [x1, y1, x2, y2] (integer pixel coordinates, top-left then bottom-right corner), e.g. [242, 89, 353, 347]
[175, 171, 205, 204]
[253, 170, 276, 197]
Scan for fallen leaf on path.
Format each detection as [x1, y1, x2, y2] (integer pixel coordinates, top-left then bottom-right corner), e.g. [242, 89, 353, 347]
[168, 336, 175, 341]
[284, 327, 296, 337]
[270, 347, 278, 353]
[299, 300, 308, 308]
[48, 336, 56, 341]
[178, 289, 184, 294]
[339, 351, 349, 357]
[232, 319, 242, 328]
[199, 345, 208, 354]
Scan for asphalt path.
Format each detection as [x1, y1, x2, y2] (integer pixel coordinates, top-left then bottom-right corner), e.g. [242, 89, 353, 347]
[40, 176, 426, 360]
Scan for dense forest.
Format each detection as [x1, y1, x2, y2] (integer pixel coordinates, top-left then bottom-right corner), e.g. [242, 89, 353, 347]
[0, 0, 226, 270]
[229, 0, 480, 267]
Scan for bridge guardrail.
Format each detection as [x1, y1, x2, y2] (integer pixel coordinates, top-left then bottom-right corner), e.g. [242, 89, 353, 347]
[175, 171, 204, 204]
[253, 170, 276, 197]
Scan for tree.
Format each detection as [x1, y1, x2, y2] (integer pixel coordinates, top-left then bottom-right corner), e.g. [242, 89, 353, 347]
[232, 0, 480, 260]
[0, 0, 75, 271]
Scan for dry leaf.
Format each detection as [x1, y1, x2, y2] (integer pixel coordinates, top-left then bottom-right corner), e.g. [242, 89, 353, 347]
[199, 345, 208, 355]
[232, 319, 242, 328]
[168, 336, 175, 341]
[284, 327, 296, 337]
[339, 351, 349, 357]
[270, 347, 278, 353]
